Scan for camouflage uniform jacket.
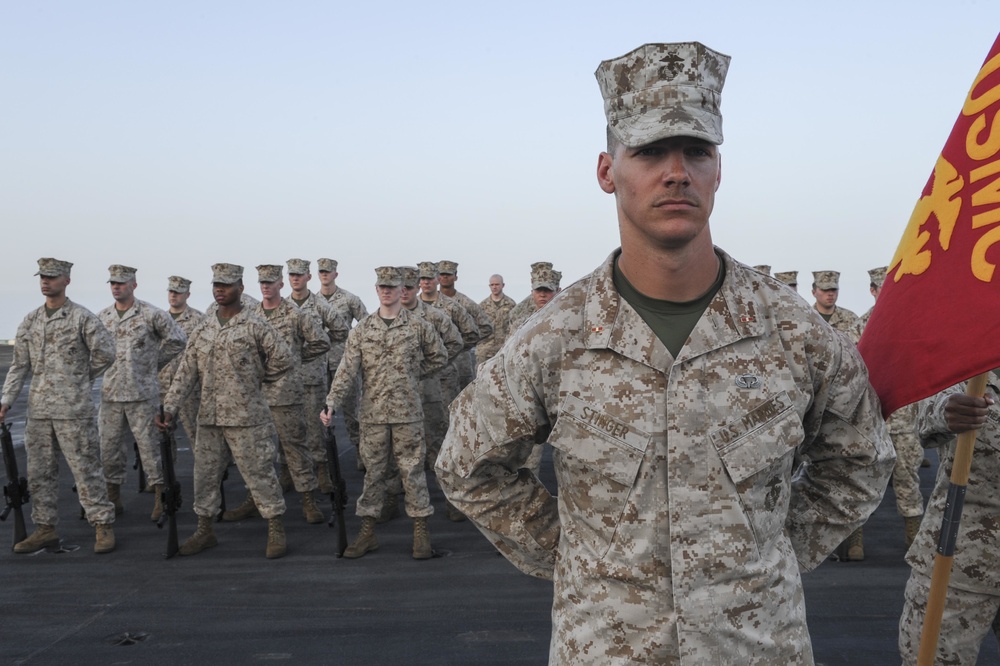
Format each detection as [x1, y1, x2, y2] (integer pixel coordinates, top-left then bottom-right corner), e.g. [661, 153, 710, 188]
[163, 307, 294, 427]
[321, 286, 368, 375]
[98, 298, 187, 402]
[478, 293, 517, 358]
[505, 295, 534, 339]
[908, 377, 1000, 593]
[821, 305, 862, 345]
[408, 301, 464, 403]
[422, 292, 480, 351]
[294, 291, 349, 386]
[326, 308, 448, 425]
[158, 306, 205, 393]
[449, 290, 494, 345]
[2, 299, 115, 420]
[436, 249, 894, 665]
[252, 298, 330, 406]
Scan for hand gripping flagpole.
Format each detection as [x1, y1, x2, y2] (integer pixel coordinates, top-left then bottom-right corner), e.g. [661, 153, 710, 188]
[917, 372, 989, 665]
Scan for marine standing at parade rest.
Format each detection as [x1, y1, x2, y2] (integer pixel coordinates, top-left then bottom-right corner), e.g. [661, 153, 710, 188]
[436, 260, 493, 388]
[222, 264, 330, 525]
[287, 258, 349, 493]
[862, 266, 924, 549]
[0, 258, 118, 554]
[436, 42, 894, 665]
[898, 376, 1000, 665]
[316, 257, 368, 453]
[321, 267, 448, 559]
[158, 276, 205, 447]
[811, 270, 863, 344]
[98, 265, 186, 521]
[417, 261, 479, 406]
[158, 263, 295, 559]
[476, 273, 517, 365]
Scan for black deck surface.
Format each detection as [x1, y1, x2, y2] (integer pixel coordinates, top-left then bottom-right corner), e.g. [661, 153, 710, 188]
[0, 345, 996, 665]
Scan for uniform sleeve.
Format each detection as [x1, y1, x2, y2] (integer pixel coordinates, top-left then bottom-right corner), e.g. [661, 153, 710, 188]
[785, 337, 895, 571]
[418, 320, 448, 379]
[435, 352, 560, 579]
[322, 302, 350, 345]
[259, 322, 294, 384]
[154, 308, 188, 370]
[325, 327, 361, 412]
[163, 343, 198, 417]
[299, 310, 331, 363]
[467, 300, 494, 342]
[85, 311, 116, 380]
[1, 316, 33, 408]
[915, 383, 966, 450]
[452, 303, 481, 350]
[438, 317, 464, 362]
[351, 294, 368, 322]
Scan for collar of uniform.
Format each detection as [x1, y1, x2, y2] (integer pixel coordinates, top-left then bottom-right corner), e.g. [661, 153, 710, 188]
[115, 299, 141, 320]
[582, 248, 765, 365]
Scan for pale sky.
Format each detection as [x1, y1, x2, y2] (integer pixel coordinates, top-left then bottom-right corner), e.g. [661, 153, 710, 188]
[2, 1, 998, 338]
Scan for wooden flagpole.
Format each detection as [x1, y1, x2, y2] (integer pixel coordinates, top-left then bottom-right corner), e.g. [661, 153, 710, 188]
[917, 371, 989, 665]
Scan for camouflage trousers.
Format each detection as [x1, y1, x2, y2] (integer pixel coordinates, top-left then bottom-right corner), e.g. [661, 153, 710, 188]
[193, 423, 286, 520]
[455, 349, 475, 392]
[475, 339, 502, 367]
[25, 417, 115, 526]
[161, 388, 199, 447]
[270, 404, 318, 492]
[892, 430, 924, 518]
[356, 421, 432, 519]
[303, 383, 331, 465]
[899, 571, 1000, 665]
[330, 348, 361, 449]
[423, 400, 447, 470]
[99, 398, 163, 487]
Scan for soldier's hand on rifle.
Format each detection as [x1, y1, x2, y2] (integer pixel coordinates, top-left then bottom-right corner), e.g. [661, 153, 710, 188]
[0, 404, 8, 424]
[944, 393, 995, 434]
[155, 410, 174, 433]
[320, 407, 335, 427]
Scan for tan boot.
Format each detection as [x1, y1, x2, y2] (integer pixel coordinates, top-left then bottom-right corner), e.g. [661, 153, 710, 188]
[412, 517, 432, 560]
[376, 493, 400, 524]
[14, 525, 59, 554]
[179, 515, 218, 556]
[316, 462, 334, 494]
[846, 527, 864, 561]
[150, 484, 164, 522]
[344, 516, 379, 559]
[107, 483, 123, 516]
[278, 464, 293, 494]
[266, 516, 286, 559]
[904, 516, 923, 548]
[302, 490, 324, 524]
[94, 524, 116, 554]
[221, 494, 260, 522]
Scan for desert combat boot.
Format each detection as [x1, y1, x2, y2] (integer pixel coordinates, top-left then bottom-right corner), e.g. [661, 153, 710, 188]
[343, 516, 379, 558]
[412, 516, 432, 560]
[107, 482, 124, 515]
[14, 524, 60, 554]
[301, 490, 324, 524]
[179, 515, 218, 556]
[94, 524, 116, 554]
[266, 515, 286, 559]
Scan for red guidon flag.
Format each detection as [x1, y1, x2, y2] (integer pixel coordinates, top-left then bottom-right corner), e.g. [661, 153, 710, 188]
[859, 33, 1000, 418]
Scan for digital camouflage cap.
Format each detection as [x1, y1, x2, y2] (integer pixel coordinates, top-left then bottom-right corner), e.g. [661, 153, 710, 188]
[286, 258, 310, 275]
[595, 42, 730, 148]
[212, 263, 243, 284]
[438, 260, 459, 275]
[167, 275, 192, 293]
[375, 266, 402, 287]
[256, 264, 283, 283]
[417, 261, 439, 279]
[868, 266, 888, 288]
[812, 270, 840, 290]
[108, 264, 137, 283]
[774, 271, 798, 286]
[397, 266, 419, 288]
[753, 265, 771, 276]
[317, 258, 338, 272]
[35, 258, 73, 277]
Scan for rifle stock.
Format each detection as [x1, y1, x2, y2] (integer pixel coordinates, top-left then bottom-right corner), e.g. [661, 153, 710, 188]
[323, 410, 348, 557]
[1, 422, 30, 549]
[157, 407, 181, 559]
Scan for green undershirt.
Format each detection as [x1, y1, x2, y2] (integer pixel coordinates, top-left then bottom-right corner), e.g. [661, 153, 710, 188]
[613, 252, 725, 358]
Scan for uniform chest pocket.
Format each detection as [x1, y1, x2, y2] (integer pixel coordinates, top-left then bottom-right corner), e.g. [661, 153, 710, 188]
[549, 397, 650, 558]
[709, 392, 804, 552]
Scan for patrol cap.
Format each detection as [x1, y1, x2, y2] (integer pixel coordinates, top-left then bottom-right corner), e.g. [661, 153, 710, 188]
[317, 258, 338, 273]
[868, 266, 888, 288]
[438, 260, 459, 275]
[167, 276, 192, 293]
[532, 267, 561, 291]
[397, 266, 419, 288]
[286, 258, 310, 275]
[211, 263, 244, 284]
[108, 264, 137, 283]
[753, 265, 771, 276]
[375, 266, 402, 287]
[812, 270, 840, 290]
[256, 264, 283, 283]
[417, 261, 439, 279]
[774, 271, 798, 287]
[595, 42, 731, 148]
[530, 261, 553, 272]
[35, 258, 73, 277]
